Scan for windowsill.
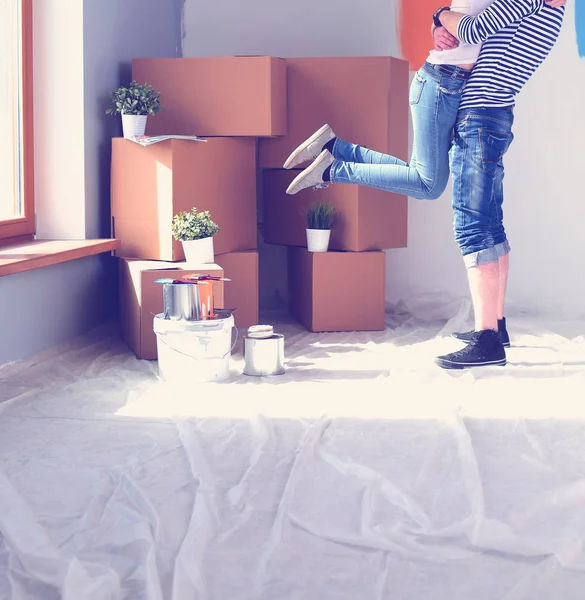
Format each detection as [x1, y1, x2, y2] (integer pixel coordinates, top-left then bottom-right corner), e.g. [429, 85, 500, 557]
[0, 238, 120, 277]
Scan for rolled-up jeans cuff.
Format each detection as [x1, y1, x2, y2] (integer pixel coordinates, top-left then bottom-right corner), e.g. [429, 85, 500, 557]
[495, 240, 511, 257]
[463, 247, 499, 269]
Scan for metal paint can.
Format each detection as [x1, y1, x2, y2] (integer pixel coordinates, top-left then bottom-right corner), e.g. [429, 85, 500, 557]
[243, 334, 285, 377]
[162, 282, 214, 321]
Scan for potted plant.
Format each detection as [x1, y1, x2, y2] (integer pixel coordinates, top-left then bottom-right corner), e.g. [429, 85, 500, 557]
[303, 201, 337, 252]
[106, 80, 162, 139]
[171, 208, 220, 264]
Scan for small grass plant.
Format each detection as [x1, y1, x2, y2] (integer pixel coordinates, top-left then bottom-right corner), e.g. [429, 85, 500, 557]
[304, 201, 337, 230]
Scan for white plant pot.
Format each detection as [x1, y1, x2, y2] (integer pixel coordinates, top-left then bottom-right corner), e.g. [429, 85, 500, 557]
[182, 237, 215, 264]
[122, 114, 147, 139]
[306, 229, 331, 253]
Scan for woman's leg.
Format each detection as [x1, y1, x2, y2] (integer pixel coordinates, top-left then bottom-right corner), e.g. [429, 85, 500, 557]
[330, 66, 466, 200]
[331, 137, 409, 167]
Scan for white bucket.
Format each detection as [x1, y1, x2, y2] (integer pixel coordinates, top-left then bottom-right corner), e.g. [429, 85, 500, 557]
[306, 228, 331, 252]
[182, 236, 215, 264]
[122, 114, 147, 139]
[153, 314, 236, 383]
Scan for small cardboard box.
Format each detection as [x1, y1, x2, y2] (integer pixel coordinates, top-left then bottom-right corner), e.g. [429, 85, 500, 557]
[111, 137, 257, 261]
[132, 56, 287, 137]
[215, 251, 259, 329]
[119, 258, 225, 360]
[263, 169, 407, 252]
[287, 248, 386, 332]
[258, 56, 408, 168]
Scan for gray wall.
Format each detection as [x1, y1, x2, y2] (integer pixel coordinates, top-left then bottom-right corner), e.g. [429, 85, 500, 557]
[83, 0, 184, 238]
[182, 0, 399, 58]
[0, 0, 183, 366]
[0, 256, 115, 365]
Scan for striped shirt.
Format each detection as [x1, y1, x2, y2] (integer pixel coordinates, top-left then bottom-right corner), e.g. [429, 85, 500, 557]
[456, 0, 565, 109]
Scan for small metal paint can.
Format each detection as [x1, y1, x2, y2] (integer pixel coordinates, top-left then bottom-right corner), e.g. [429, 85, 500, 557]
[162, 282, 214, 321]
[243, 334, 285, 377]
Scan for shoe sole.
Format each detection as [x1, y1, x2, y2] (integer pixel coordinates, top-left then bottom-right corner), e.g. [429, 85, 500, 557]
[435, 357, 507, 370]
[286, 151, 331, 195]
[452, 334, 511, 349]
[283, 124, 332, 169]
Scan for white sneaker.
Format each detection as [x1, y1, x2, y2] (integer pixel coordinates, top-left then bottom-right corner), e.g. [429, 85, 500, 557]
[283, 124, 335, 169]
[286, 150, 335, 195]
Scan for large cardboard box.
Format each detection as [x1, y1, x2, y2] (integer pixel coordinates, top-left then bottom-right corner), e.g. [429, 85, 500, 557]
[263, 169, 407, 252]
[119, 259, 225, 360]
[259, 57, 408, 169]
[215, 251, 259, 329]
[132, 57, 287, 137]
[288, 248, 386, 332]
[111, 137, 257, 261]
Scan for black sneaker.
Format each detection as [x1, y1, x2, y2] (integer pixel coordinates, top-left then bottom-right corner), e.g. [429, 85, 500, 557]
[452, 317, 510, 348]
[436, 330, 506, 369]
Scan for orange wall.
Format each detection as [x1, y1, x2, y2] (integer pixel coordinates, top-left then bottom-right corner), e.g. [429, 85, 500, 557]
[399, 0, 437, 70]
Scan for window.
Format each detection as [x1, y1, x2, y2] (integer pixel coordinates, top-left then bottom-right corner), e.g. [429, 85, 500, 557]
[0, 0, 33, 241]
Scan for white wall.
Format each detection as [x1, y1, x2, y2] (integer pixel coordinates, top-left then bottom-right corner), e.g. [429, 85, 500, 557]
[0, 0, 183, 366]
[33, 0, 86, 239]
[182, 0, 585, 319]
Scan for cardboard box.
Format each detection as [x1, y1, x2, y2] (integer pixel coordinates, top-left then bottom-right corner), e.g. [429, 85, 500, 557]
[111, 137, 257, 261]
[258, 57, 409, 169]
[216, 251, 259, 329]
[287, 248, 386, 332]
[132, 57, 287, 137]
[263, 169, 407, 252]
[119, 259, 225, 360]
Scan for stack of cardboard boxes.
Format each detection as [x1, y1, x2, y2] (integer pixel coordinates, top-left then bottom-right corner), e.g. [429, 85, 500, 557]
[112, 55, 409, 359]
[112, 57, 285, 359]
[260, 57, 409, 332]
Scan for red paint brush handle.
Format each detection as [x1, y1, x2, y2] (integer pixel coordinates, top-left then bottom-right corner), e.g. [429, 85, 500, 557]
[184, 274, 232, 282]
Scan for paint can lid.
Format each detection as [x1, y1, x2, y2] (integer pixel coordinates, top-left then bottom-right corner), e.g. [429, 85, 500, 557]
[247, 325, 274, 339]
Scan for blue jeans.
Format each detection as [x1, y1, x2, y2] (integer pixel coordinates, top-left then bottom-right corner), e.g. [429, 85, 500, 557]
[329, 62, 470, 199]
[449, 107, 514, 268]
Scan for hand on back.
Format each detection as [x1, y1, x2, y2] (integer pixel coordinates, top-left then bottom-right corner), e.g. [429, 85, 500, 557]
[433, 26, 459, 52]
[544, 0, 566, 6]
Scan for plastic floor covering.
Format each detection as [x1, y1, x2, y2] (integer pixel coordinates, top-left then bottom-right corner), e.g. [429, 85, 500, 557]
[1, 298, 585, 599]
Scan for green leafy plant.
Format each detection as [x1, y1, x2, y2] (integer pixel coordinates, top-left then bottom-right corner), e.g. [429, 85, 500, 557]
[171, 208, 220, 241]
[303, 201, 337, 230]
[106, 80, 162, 116]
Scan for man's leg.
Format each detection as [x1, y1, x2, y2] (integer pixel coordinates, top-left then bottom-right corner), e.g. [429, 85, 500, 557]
[451, 158, 511, 346]
[497, 253, 509, 321]
[490, 158, 511, 322]
[436, 108, 513, 369]
[468, 155, 509, 332]
[450, 258, 511, 346]
[467, 262, 499, 332]
[492, 154, 512, 346]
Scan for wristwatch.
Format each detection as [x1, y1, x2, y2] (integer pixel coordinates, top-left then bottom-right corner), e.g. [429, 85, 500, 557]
[433, 6, 451, 27]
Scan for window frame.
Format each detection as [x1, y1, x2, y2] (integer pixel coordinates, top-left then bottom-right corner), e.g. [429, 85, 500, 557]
[0, 0, 35, 242]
